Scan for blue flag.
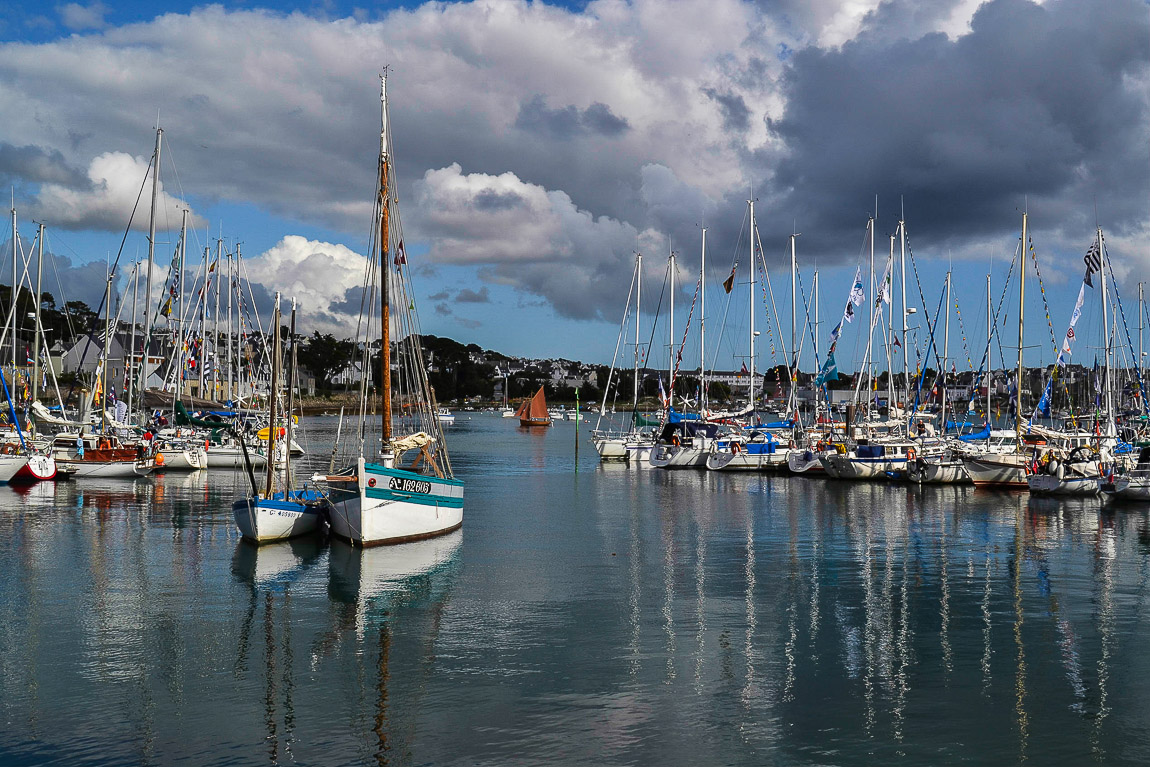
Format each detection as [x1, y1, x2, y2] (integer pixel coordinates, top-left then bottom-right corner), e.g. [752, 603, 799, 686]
[814, 353, 838, 387]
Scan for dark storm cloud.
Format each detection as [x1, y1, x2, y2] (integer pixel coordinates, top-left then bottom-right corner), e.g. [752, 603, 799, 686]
[758, 0, 1150, 259]
[0, 142, 90, 188]
[329, 284, 369, 315]
[473, 189, 525, 212]
[455, 286, 489, 303]
[514, 95, 631, 140]
[702, 87, 752, 132]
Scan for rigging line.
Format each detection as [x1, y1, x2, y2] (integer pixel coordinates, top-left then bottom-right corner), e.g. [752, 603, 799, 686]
[910, 281, 949, 417]
[902, 229, 945, 392]
[1102, 235, 1149, 417]
[594, 257, 637, 426]
[65, 151, 154, 409]
[636, 258, 670, 421]
[969, 240, 1016, 393]
[1025, 237, 1077, 426]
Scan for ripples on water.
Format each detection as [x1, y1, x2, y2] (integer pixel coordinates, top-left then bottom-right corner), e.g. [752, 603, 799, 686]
[1, 414, 1150, 765]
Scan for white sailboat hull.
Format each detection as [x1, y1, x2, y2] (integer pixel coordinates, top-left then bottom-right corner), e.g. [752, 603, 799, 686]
[707, 447, 790, 472]
[328, 458, 464, 546]
[649, 441, 711, 469]
[233, 497, 324, 543]
[0, 453, 30, 484]
[60, 459, 153, 478]
[1028, 473, 1100, 496]
[157, 447, 208, 471]
[963, 453, 1029, 488]
[14, 454, 56, 482]
[826, 453, 907, 480]
[1105, 476, 1150, 500]
[593, 436, 628, 460]
[788, 450, 826, 474]
[207, 446, 267, 469]
[908, 458, 971, 484]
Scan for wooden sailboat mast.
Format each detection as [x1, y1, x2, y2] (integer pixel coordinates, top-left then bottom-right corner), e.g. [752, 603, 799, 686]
[379, 74, 392, 448]
[1015, 212, 1027, 442]
[265, 294, 280, 498]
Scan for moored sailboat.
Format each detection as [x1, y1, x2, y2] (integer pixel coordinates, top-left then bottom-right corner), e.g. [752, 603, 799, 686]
[233, 296, 326, 543]
[517, 386, 551, 427]
[324, 74, 464, 547]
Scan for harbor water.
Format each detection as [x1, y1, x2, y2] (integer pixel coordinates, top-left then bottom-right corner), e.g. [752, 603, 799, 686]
[2, 414, 1150, 765]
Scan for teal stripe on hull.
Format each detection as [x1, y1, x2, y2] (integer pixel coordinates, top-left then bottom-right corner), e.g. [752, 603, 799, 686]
[365, 461, 464, 488]
[365, 486, 465, 508]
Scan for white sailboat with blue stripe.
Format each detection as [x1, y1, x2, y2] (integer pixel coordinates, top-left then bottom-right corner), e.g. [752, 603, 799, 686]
[326, 73, 463, 547]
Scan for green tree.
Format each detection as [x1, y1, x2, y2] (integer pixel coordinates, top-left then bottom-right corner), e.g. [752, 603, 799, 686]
[297, 331, 357, 390]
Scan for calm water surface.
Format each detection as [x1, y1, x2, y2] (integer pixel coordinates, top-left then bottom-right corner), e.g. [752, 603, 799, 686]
[2, 414, 1150, 765]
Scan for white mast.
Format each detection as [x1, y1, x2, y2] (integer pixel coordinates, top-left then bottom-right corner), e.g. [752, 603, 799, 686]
[1015, 213, 1027, 442]
[668, 243, 675, 413]
[1140, 281, 1145, 405]
[212, 237, 222, 399]
[1021, 215, 1030, 443]
[899, 216, 909, 413]
[32, 222, 44, 404]
[813, 269, 819, 364]
[942, 271, 951, 434]
[886, 235, 895, 410]
[867, 215, 875, 417]
[141, 127, 163, 409]
[227, 249, 234, 401]
[172, 208, 187, 411]
[749, 200, 758, 412]
[700, 227, 706, 416]
[634, 251, 641, 413]
[198, 246, 208, 395]
[986, 274, 992, 424]
[1099, 227, 1114, 437]
[127, 261, 139, 418]
[10, 204, 16, 387]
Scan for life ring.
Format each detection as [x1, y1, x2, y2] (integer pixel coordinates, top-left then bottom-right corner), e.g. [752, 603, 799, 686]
[731, 442, 742, 454]
[368, 477, 376, 487]
[906, 447, 917, 461]
[672, 435, 681, 447]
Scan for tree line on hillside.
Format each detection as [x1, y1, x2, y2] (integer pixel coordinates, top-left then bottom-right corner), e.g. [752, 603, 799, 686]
[0, 284, 99, 349]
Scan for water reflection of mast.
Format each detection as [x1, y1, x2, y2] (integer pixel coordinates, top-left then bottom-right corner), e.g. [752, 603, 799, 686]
[1011, 502, 1029, 761]
[892, 502, 911, 747]
[694, 505, 707, 692]
[1091, 514, 1117, 759]
[981, 541, 993, 695]
[264, 592, 279, 764]
[782, 500, 798, 702]
[628, 503, 641, 678]
[742, 505, 757, 707]
[808, 496, 821, 658]
[855, 492, 877, 737]
[375, 621, 391, 766]
[939, 502, 952, 677]
[662, 507, 676, 682]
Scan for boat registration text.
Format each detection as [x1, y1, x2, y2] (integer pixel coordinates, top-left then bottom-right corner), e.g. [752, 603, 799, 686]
[388, 476, 432, 495]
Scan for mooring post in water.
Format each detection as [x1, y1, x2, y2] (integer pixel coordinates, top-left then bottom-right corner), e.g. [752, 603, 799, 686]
[574, 387, 579, 471]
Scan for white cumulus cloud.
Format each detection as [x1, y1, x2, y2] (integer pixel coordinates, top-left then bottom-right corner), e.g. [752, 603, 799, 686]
[31, 151, 202, 233]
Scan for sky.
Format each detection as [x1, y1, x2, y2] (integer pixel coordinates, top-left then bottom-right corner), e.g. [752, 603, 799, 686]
[0, 0, 1147, 375]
